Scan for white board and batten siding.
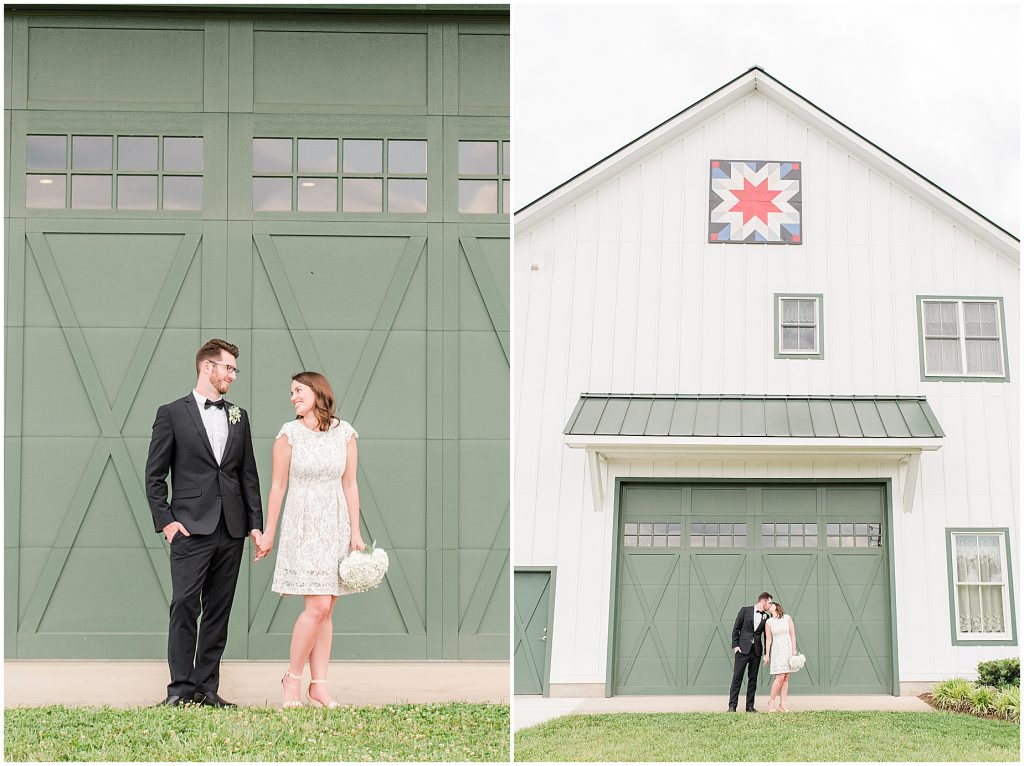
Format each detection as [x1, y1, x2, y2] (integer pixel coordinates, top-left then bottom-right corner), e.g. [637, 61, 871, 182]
[514, 83, 1019, 691]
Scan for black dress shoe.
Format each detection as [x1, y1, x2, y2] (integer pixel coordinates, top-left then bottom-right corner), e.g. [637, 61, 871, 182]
[727, 706, 737, 712]
[193, 691, 237, 708]
[157, 695, 189, 707]
[746, 707, 758, 713]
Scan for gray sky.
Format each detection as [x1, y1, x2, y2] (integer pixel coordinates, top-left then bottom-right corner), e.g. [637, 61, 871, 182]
[513, 2, 1021, 237]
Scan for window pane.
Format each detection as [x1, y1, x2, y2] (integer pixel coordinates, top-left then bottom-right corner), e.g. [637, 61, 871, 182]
[502, 141, 510, 176]
[117, 175, 157, 209]
[827, 536, 839, 547]
[705, 536, 718, 548]
[805, 536, 817, 547]
[762, 523, 773, 535]
[297, 178, 337, 212]
[798, 299, 815, 323]
[841, 536, 855, 548]
[654, 523, 667, 535]
[27, 135, 67, 170]
[720, 523, 732, 534]
[776, 536, 789, 548]
[297, 139, 337, 173]
[117, 136, 157, 171]
[652, 535, 667, 547]
[638, 536, 652, 548]
[690, 535, 703, 547]
[667, 535, 680, 547]
[735, 536, 746, 547]
[343, 140, 383, 173]
[163, 137, 203, 171]
[957, 584, 981, 633]
[706, 524, 718, 534]
[624, 535, 637, 547]
[72, 136, 112, 170]
[782, 327, 799, 350]
[926, 338, 961, 373]
[163, 176, 203, 210]
[388, 140, 427, 174]
[388, 179, 427, 213]
[639, 523, 652, 535]
[973, 302, 998, 337]
[940, 302, 959, 335]
[977, 535, 1003, 581]
[955, 535, 979, 582]
[798, 327, 816, 350]
[691, 523, 704, 534]
[253, 138, 292, 172]
[459, 180, 498, 213]
[840, 523, 854, 535]
[979, 585, 1006, 632]
[763, 536, 774, 547]
[342, 178, 383, 212]
[252, 177, 291, 211]
[734, 523, 746, 535]
[624, 522, 637, 535]
[668, 523, 681, 535]
[827, 523, 839, 535]
[855, 523, 868, 536]
[719, 535, 732, 547]
[923, 301, 942, 334]
[782, 299, 799, 323]
[963, 301, 981, 336]
[503, 179, 510, 215]
[71, 175, 111, 208]
[26, 174, 66, 208]
[966, 339, 1002, 374]
[854, 536, 868, 547]
[459, 141, 498, 174]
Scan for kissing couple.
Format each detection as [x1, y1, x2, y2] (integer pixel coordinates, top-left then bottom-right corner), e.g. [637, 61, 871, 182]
[728, 591, 800, 712]
[146, 338, 364, 709]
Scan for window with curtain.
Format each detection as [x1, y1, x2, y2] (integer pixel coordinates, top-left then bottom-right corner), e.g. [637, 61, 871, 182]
[775, 294, 823, 359]
[948, 530, 1014, 642]
[920, 297, 1006, 379]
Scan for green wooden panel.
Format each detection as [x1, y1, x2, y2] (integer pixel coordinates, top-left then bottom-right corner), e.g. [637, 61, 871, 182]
[514, 570, 552, 695]
[457, 31, 510, 112]
[612, 483, 892, 694]
[252, 30, 429, 111]
[27, 27, 204, 109]
[6, 10, 508, 662]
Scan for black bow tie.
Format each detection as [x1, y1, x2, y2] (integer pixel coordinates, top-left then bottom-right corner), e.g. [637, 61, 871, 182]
[756, 610, 766, 615]
[204, 399, 226, 410]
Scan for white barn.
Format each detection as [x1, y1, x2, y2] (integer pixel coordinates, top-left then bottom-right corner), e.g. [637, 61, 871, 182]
[513, 68, 1019, 698]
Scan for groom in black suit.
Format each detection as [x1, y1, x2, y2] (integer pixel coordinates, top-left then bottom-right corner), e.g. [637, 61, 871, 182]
[146, 339, 263, 707]
[728, 591, 773, 712]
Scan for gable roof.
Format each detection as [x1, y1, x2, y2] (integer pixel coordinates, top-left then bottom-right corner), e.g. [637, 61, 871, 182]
[515, 67, 1018, 258]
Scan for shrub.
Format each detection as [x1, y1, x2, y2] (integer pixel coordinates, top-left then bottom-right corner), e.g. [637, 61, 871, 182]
[931, 678, 975, 712]
[969, 684, 996, 714]
[992, 686, 1020, 722]
[977, 658, 1019, 688]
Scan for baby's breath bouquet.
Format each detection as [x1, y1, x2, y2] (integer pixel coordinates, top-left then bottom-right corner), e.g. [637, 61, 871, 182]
[339, 540, 389, 592]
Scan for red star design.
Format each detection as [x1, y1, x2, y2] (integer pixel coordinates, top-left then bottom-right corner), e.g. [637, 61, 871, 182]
[729, 177, 782, 225]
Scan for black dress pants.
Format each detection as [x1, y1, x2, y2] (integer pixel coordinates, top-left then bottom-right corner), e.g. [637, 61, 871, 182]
[729, 650, 762, 710]
[166, 514, 244, 698]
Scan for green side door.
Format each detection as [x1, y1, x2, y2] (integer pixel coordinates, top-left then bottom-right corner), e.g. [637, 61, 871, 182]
[513, 569, 553, 695]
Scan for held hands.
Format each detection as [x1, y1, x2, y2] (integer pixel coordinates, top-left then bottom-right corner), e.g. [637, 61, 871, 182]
[163, 521, 190, 544]
[254, 531, 274, 562]
[351, 533, 366, 552]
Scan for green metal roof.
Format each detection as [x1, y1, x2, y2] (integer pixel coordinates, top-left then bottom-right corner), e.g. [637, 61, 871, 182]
[564, 395, 945, 439]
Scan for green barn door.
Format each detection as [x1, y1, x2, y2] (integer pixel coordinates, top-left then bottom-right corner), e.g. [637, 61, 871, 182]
[513, 569, 553, 695]
[612, 483, 892, 695]
[5, 11, 508, 661]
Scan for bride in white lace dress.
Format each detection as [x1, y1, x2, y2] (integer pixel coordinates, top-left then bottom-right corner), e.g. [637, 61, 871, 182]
[255, 371, 365, 708]
[763, 601, 798, 712]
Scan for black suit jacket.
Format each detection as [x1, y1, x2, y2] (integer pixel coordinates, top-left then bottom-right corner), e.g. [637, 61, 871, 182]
[731, 606, 767, 656]
[145, 394, 263, 538]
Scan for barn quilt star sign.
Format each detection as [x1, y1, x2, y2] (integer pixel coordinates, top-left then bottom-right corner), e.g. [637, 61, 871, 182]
[709, 160, 802, 244]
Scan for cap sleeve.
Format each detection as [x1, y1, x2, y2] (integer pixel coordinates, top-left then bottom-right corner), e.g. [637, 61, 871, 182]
[341, 420, 358, 444]
[275, 420, 295, 446]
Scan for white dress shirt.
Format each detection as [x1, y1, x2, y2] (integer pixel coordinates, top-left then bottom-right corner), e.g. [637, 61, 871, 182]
[192, 389, 228, 464]
[752, 605, 763, 631]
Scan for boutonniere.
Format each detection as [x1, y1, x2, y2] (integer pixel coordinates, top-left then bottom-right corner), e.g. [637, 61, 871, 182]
[228, 405, 241, 425]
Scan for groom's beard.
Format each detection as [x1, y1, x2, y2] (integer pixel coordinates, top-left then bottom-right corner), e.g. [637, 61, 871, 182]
[211, 371, 232, 395]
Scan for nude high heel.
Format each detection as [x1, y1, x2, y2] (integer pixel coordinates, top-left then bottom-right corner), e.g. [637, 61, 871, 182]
[281, 670, 304, 708]
[307, 679, 340, 709]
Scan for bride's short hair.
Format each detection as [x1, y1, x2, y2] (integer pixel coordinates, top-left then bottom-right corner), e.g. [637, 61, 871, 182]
[291, 371, 336, 432]
[772, 602, 785, 617]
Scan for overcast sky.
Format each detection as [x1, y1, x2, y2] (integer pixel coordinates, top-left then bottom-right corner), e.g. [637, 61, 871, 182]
[512, 2, 1021, 237]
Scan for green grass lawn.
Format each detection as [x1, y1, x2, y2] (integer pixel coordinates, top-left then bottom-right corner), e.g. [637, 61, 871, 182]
[513, 711, 1021, 762]
[5, 703, 508, 762]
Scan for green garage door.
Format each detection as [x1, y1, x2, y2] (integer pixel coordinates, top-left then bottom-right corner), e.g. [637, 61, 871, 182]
[5, 9, 509, 661]
[612, 483, 893, 695]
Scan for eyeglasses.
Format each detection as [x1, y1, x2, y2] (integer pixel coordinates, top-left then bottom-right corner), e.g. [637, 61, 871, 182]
[208, 360, 240, 376]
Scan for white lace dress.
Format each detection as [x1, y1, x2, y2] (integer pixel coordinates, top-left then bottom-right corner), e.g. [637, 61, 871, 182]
[271, 417, 358, 596]
[767, 615, 795, 674]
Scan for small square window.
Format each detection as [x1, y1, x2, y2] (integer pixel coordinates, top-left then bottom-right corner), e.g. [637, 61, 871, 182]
[459, 180, 498, 213]
[117, 175, 158, 210]
[297, 178, 337, 212]
[343, 178, 383, 212]
[72, 136, 112, 170]
[459, 141, 498, 174]
[164, 137, 203, 172]
[343, 140, 383, 174]
[71, 175, 112, 208]
[298, 139, 338, 173]
[388, 140, 427, 174]
[26, 175, 66, 208]
[253, 177, 292, 212]
[118, 137, 158, 171]
[624, 523, 638, 535]
[776, 295, 823, 358]
[253, 138, 293, 173]
[27, 135, 67, 170]
[163, 176, 202, 210]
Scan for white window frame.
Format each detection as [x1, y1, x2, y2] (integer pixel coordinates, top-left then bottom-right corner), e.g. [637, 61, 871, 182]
[948, 530, 1014, 644]
[776, 294, 821, 357]
[919, 297, 1006, 379]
